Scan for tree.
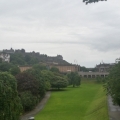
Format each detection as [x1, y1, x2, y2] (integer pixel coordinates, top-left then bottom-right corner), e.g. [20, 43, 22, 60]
[74, 74, 81, 86]
[104, 62, 120, 106]
[0, 62, 20, 76]
[50, 76, 68, 90]
[41, 70, 54, 90]
[83, 0, 107, 5]
[20, 91, 38, 112]
[10, 53, 25, 65]
[24, 54, 31, 63]
[16, 72, 39, 96]
[16, 72, 40, 112]
[29, 57, 39, 65]
[33, 64, 47, 71]
[67, 72, 81, 87]
[0, 62, 13, 72]
[10, 65, 20, 76]
[0, 72, 22, 120]
[50, 67, 59, 73]
[0, 58, 2, 63]
[25, 68, 46, 97]
[96, 76, 102, 83]
[80, 66, 89, 72]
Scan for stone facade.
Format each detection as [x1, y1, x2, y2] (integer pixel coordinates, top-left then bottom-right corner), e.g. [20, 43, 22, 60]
[95, 63, 115, 72]
[49, 65, 79, 73]
[79, 71, 109, 78]
[19, 64, 79, 73]
[0, 53, 10, 63]
[19, 66, 32, 72]
[79, 62, 116, 78]
[3, 48, 14, 54]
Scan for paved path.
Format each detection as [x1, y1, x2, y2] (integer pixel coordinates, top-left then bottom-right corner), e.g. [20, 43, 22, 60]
[20, 91, 51, 120]
[108, 95, 120, 120]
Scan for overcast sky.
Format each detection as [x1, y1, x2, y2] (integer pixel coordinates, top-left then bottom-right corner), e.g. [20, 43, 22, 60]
[0, 0, 120, 67]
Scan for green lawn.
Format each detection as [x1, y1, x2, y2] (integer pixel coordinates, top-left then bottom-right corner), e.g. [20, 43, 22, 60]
[35, 80, 109, 120]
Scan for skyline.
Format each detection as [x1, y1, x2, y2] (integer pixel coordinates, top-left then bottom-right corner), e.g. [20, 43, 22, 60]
[1, 47, 117, 68]
[0, 0, 120, 67]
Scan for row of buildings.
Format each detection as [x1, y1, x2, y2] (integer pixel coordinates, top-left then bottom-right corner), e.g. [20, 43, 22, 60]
[19, 61, 116, 78]
[1, 48, 120, 78]
[19, 63, 80, 73]
[79, 62, 117, 78]
[1, 48, 80, 73]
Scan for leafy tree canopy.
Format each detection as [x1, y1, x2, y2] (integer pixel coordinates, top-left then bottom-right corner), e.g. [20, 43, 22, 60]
[33, 64, 47, 71]
[104, 62, 120, 106]
[20, 91, 38, 112]
[25, 68, 46, 97]
[10, 53, 39, 65]
[50, 75, 68, 90]
[67, 72, 81, 87]
[41, 70, 54, 90]
[10, 65, 20, 76]
[10, 53, 25, 65]
[83, 0, 107, 5]
[16, 72, 39, 96]
[0, 72, 22, 120]
[50, 67, 60, 73]
[0, 62, 20, 76]
[0, 62, 13, 72]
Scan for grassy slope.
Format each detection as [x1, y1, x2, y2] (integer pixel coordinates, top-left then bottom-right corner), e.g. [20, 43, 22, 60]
[35, 80, 109, 120]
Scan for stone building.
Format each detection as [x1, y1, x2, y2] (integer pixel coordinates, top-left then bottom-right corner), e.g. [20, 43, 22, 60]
[95, 63, 115, 72]
[78, 71, 109, 78]
[3, 48, 14, 54]
[19, 64, 79, 73]
[49, 65, 79, 73]
[19, 66, 32, 72]
[0, 53, 10, 63]
[79, 62, 115, 78]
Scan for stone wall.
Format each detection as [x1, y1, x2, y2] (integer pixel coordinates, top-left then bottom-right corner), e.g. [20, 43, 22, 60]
[19, 66, 32, 72]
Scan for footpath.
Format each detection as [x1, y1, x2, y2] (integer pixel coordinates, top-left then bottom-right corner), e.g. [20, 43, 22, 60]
[108, 95, 120, 120]
[20, 91, 51, 120]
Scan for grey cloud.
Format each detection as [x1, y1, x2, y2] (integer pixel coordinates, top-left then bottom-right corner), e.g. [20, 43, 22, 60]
[0, 0, 120, 67]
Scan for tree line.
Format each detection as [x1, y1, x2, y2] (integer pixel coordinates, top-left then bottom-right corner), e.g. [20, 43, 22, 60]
[94, 62, 120, 106]
[0, 62, 81, 120]
[104, 62, 120, 106]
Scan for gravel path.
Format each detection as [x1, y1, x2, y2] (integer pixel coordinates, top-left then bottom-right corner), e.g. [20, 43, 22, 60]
[20, 91, 51, 120]
[108, 95, 120, 120]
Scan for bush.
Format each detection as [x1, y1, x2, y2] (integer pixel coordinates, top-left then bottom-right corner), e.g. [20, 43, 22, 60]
[25, 69, 46, 97]
[104, 62, 120, 106]
[16, 72, 40, 112]
[67, 72, 81, 87]
[50, 76, 68, 89]
[0, 72, 22, 120]
[20, 91, 39, 112]
[16, 72, 39, 96]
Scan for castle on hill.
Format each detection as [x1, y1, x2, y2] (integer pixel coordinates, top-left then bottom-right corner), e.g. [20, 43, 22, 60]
[1, 48, 70, 65]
